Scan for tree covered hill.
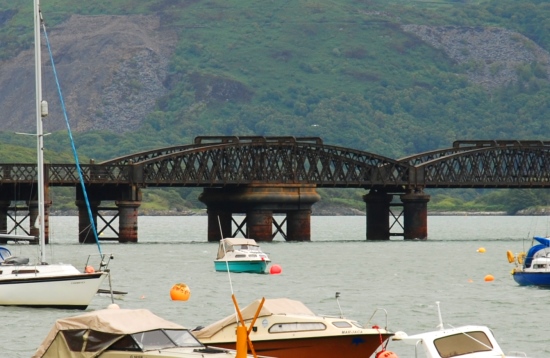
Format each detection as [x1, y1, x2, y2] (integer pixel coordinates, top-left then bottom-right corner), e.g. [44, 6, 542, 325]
[0, 0, 549, 213]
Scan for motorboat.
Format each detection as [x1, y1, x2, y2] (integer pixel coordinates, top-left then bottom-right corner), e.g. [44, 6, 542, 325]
[33, 305, 271, 358]
[193, 297, 394, 358]
[391, 302, 530, 358]
[214, 238, 270, 273]
[507, 236, 550, 286]
[0, 0, 110, 310]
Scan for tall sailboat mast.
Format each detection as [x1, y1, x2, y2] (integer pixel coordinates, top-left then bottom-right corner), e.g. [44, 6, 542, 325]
[34, 0, 46, 263]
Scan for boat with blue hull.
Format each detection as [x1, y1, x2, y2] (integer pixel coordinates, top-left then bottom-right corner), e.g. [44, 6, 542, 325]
[214, 238, 270, 274]
[507, 236, 550, 287]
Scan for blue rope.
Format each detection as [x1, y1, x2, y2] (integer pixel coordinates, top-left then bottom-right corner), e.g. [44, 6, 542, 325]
[42, 21, 103, 255]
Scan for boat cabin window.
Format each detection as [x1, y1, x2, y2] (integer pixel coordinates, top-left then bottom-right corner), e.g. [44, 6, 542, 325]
[107, 335, 141, 351]
[12, 269, 39, 274]
[533, 263, 547, 269]
[332, 321, 353, 328]
[62, 329, 121, 352]
[269, 322, 326, 333]
[131, 329, 203, 351]
[433, 331, 493, 358]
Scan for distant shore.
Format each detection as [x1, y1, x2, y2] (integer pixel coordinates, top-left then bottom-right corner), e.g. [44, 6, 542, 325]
[49, 209, 548, 217]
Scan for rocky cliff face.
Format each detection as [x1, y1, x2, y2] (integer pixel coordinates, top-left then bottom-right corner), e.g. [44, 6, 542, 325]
[0, 14, 177, 133]
[1, 14, 548, 135]
[402, 25, 550, 89]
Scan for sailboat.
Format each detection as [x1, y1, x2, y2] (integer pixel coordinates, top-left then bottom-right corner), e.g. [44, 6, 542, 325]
[0, 0, 110, 309]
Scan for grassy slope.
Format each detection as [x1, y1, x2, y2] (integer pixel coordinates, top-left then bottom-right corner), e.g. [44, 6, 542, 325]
[1, 0, 550, 213]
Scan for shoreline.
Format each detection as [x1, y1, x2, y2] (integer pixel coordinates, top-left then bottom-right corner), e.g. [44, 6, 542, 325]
[48, 210, 542, 217]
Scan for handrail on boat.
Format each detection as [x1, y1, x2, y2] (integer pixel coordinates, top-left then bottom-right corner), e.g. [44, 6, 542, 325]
[365, 308, 389, 330]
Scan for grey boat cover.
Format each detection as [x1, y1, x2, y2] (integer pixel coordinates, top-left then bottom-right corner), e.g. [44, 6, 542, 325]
[194, 298, 315, 339]
[216, 238, 261, 259]
[33, 306, 184, 358]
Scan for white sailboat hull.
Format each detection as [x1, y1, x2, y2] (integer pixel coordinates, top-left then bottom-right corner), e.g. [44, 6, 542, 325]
[0, 264, 107, 309]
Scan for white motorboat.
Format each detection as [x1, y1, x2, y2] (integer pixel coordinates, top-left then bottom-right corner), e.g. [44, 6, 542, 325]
[0, 0, 110, 309]
[392, 302, 530, 358]
[33, 305, 272, 358]
[214, 238, 271, 273]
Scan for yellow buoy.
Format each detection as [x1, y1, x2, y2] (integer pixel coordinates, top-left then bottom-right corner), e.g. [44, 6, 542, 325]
[477, 247, 486, 253]
[170, 283, 191, 301]
[484, 274, 494, 282]
[506, 250, 515, 263]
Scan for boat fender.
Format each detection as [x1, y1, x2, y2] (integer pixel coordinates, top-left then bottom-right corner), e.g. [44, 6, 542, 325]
[517, 252, 526, 265]
[506, 250, 515, 263]
[376, 350, 399, 358]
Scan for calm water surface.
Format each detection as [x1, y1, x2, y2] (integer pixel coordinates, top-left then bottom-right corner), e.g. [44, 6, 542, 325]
[2, 215, 550, 357]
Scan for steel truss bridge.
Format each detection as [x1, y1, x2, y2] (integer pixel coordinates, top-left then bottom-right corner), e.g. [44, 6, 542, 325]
[2, 137, 550, 189]
[1, 137, 549, 242]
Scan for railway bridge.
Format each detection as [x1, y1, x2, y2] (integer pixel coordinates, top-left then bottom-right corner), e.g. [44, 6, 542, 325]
[1, 137, 549, 243]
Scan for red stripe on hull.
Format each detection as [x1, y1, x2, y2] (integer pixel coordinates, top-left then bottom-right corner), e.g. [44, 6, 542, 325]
[207, 334, 392, 358]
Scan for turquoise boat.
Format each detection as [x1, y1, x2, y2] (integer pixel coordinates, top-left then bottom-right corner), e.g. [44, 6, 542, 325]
[214, 238, 271, 274]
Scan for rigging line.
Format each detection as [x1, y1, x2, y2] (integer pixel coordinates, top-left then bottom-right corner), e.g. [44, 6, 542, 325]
[41, 16, 103, 255]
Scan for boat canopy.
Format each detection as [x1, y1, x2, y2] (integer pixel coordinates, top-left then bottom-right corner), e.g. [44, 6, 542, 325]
[217, 238, 260, 259]
[534, 236, 550, 247]
[194, 298, 316, 339]
[33, 307, 185, 358]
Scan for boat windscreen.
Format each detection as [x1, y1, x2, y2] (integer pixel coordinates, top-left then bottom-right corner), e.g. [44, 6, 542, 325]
[433, 331, 493, 357]
[131, 329, 203, 351]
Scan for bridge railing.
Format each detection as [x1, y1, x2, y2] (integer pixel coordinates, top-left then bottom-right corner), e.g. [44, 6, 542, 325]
[0, 164, 134, 185]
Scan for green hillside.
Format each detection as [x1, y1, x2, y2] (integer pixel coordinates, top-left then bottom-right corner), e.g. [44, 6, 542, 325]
[1, 0, 550, 213]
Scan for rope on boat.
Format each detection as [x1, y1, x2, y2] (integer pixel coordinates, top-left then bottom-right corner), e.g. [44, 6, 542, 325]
[40, 14, 103, 256]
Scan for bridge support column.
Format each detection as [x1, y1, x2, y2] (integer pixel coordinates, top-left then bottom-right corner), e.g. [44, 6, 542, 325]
[401, 190, 430, 240]
[199, 184, 320, 242]
[116, 200, 141, 243]
[76, 200, 100, 244]
[247, 210, 273, 241]
[0, 200, 10, 243]
[207, 210, 232, 241]
[28, 199, 50, 244]
[287, 210, 312, 241]
[363, 189, 393, 240]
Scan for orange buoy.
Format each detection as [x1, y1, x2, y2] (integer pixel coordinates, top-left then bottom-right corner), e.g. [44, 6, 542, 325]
[376, 350, 399, 358]
[85, 266, 95, 273]
[484, 274, 494, 282]
[270, 264, 282, 275]
[477, 247, 486, 253]
[170, 283, 191, 301]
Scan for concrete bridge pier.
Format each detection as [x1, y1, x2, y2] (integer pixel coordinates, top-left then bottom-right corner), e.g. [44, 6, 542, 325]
[286, 209, 312, 241]
[207, 210, 232, 239]
[401, 190, 430, 240]
[363, 189, 393, 240]
[247, 210, 274, 241]
[76, 200, 100, 243]
[116, 200, 141, 243]
[199, 184, 320, 242]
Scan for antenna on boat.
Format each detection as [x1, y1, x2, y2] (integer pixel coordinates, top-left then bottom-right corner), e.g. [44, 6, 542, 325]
[436, 301, 444, 330]
[335, 292, 344, 318]
[218, 216, 235, 295]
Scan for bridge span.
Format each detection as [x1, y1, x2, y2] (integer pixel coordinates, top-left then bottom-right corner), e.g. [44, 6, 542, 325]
[1, 137, 549, 243]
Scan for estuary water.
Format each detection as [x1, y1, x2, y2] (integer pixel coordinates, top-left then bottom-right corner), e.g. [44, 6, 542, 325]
[2, 215, 550, 357]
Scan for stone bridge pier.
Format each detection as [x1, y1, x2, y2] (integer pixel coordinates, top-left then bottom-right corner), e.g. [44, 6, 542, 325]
[76, 185, 142, 243]
[364, 188, 430, 240]
[199, 184, 320, 242]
